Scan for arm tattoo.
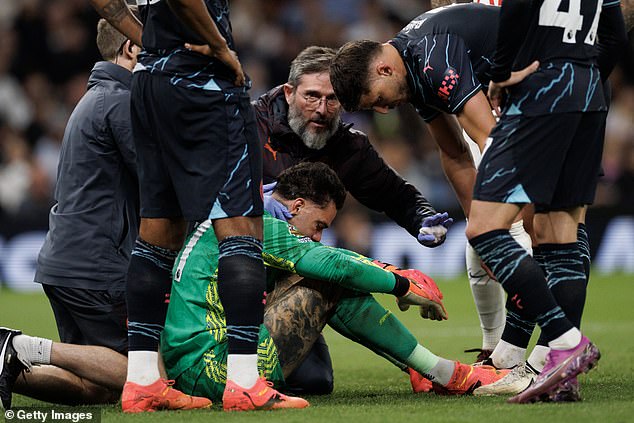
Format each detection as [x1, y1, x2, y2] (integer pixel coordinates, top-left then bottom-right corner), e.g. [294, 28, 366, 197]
[264, 276, 343, 377]
[99, 0, 129, 24]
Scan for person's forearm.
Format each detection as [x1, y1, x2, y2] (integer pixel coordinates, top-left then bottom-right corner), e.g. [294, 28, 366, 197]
[90, 0, 143, 47]
[295, 247, 398, 294]
[167, 0, 228, 52]
[428, 114, 477, 216]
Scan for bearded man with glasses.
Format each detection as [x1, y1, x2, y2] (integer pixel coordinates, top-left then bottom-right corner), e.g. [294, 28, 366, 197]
[252, 45, 453, 396]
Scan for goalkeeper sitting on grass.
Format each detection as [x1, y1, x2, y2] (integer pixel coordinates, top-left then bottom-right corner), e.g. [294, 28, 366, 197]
[161, 163, 507, 408]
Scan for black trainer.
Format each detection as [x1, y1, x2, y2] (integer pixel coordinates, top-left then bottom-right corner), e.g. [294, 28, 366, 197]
[0, 328, 27, 410]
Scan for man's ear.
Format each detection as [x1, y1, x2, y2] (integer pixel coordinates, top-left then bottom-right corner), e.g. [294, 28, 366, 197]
[283, 83, 295, 104]
[122, 40, 134, 59]
[377, 62, 393, 77]
[287, 198, 305, 215]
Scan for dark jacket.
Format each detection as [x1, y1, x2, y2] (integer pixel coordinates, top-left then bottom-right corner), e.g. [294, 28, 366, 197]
[35, 61, 139, 290]
[253, 86, 436, 237]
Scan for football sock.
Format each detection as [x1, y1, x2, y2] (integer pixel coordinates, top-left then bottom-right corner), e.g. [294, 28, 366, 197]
[577, 223, 591, 284]
[226, 354, 259, 389]
[494, 245, 544, 353]
[549, 327, 582, 351]
[490, 245, 542, 367]
[11, 335, 52, 367]
[526, 345, 550, 373]
[491, 222, 534, 352]
[535, 243, 587, 347]
[469, 230, 574, 344]
[466, 243, 505, 351]
[126, 238, 177, 352]
[218, 236, 265, 389]
[127, 351, 160, 385]
[493, 246, 544, 361]
[427, 356, 456, 386]
[533, 245, 547, 273]
[490, 339, 526, 369]
[499, 303, 536, 349]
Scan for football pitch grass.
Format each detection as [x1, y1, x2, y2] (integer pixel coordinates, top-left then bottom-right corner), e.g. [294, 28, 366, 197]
[1, 273, 633, 423]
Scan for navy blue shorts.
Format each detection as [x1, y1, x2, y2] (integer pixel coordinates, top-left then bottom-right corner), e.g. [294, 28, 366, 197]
[43, 285, 128, 354]
[474, 111, 607, 211]
[131, 72, 263, 222]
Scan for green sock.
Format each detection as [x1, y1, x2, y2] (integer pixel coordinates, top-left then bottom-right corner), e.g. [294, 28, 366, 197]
[404, 344, 439, 375]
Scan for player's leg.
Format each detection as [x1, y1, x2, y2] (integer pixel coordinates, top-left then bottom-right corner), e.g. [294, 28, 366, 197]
[170, 324, 305, 410]
[468, 113, 599, 403]
[462, 130, 535, 362]
[328, 292, 508, 395]
[520, 111, 607, 402]
[476, 208, 593, 397]
[3, 286, 130, 405]
[12, 342, 127, 405]
[204, 86, 306, 411]
[121, 71, 210, 412]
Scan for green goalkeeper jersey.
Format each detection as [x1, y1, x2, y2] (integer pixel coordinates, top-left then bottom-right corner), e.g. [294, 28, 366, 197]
[161, 212, 400, 394]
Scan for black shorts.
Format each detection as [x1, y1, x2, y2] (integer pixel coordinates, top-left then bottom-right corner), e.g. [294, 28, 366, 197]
[131, 72, 263, 222]
[474, 111, 607, 211]
[43, 285, 128, 354]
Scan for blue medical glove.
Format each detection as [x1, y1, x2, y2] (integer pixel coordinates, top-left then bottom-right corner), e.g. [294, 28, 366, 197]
[262, 182, 293, 221]
[417, 212, 453, 248]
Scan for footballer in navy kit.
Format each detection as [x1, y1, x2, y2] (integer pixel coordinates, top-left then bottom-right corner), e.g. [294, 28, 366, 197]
[330, 4, 534, 216]
[330, 3, 536, 367]
[90, 0, 308, 413]
[466, 0, 627, 404]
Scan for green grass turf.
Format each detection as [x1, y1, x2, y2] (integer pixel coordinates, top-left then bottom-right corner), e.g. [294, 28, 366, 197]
[1, 273, 633, 422]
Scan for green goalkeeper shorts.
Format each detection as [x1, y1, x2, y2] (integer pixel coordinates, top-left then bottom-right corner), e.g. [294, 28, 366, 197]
[172, 325, 286, 401]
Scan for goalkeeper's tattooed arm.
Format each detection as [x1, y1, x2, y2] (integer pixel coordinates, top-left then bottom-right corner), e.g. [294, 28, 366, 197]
[264, 276, 344, 377]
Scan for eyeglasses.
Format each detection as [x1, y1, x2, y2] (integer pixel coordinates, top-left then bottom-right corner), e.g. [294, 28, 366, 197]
[301, 93, 340, 110]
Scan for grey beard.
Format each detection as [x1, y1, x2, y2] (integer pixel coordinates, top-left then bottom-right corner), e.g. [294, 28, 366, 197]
[288, 106, 340, 150]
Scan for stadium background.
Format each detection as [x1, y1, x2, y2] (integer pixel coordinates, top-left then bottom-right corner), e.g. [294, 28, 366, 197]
[0, 0, 632, 291]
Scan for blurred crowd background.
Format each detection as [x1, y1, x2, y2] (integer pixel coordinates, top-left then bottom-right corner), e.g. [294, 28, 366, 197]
[0, 0, 632, 260]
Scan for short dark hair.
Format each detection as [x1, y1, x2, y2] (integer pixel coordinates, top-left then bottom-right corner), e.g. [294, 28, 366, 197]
[288, 46, 337, 86]
[96, 5, 140, 61]
[330, 40, 383, 111]
[275, 162, 346, 210]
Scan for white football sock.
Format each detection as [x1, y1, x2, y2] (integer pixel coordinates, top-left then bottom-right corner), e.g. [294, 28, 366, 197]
[548, 328, 582, 351]
[226, 354, 259, 389]
[11, 335, 52, 368]
[526, 345, 550, 373]
[490, 339, 526, 369]
[466, 243, 505, 350]
[127, 351, 161, 385]
[428, 358, 456, 386]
